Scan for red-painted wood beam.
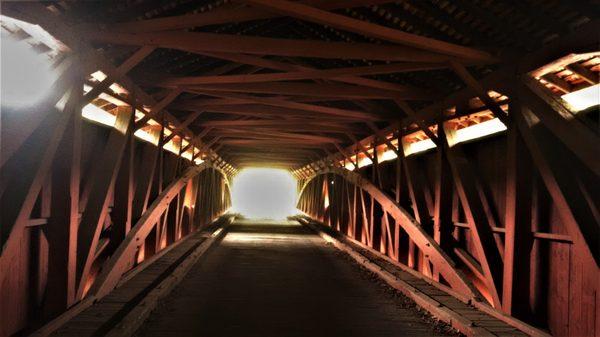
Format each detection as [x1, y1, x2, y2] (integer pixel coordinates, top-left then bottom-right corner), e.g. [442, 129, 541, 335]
[242, 0, 497, 62]
[160, 62, 446, 86]
[86, 1, 397, 33]
[84, 30, 464, 62]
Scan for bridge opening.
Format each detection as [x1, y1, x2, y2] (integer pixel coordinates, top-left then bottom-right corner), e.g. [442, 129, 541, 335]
[230, 168, 298, 219]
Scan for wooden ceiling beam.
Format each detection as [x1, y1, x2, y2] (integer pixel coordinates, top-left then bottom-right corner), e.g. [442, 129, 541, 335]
[83, 46, 155, 105]
[224, 146, 319, 155]
[170, 96, 358, 106]
[87, 1, 395, 33]
[200, 119, 357, 129]
[173, 102, 369, 121]
[188, 90, 383, 120]
[202, 109, 357, 122]
[199, 119, 360, 132]
[160, 62, 446, 86]
[162, 111, 203, 144]
[228, 154, 313, 161]
[181, 82, 427, 99]
[212, 125, 356, 134]
[241, 0, 497, 62]
[229, 148, 313, 158]
[213, 130, 343, 143]
[449, 61, 509, 125]
[197, 52, 429, 94]
[220, 139, 330, 147]
[226, 149, 316, 155]
[133, 88, 183, 130]
[84, 30, 464, 62]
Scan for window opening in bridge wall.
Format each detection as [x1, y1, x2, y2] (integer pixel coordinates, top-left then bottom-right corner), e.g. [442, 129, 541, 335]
[230, 168, 298, 219]
[561, 83, 600, 111]
[532, 52, 600, 113]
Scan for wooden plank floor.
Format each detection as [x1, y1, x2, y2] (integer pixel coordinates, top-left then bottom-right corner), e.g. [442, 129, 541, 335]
[352, 245, 530, 337]
[50, 230, 213, 337]
[307, 219, 532, 337]
[135, 219, 453, 337]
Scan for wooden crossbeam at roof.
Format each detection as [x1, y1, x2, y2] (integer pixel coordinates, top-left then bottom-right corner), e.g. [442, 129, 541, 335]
[241, 0, 497, 62]
[86, 0, 396, 33]
[84, 30, 474, 63]
[180, 82, 428, 100]
[5, 0, 596, 173]
[159, 62, 447, 86]
[187, 90, 383, 121]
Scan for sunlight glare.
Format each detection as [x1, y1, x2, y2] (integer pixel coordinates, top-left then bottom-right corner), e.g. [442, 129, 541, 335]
[1, 34, 57, 108]
[231, 168, 298, 219]
[452, 118, 507, 145]
[561, 84, 600, 112]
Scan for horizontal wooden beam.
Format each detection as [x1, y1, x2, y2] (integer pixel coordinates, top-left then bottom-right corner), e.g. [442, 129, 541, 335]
[162, 111, 203, 144]
[88, 1, 396, 33]
[160, 62, 446, 86]
[188, 90, 383, 120]
[134, 88, 182, 130]
[216, 130, 342, 143]
[83, 46, 156, 105]
[199, 119, 350, 128]
[173, 102, 366, 121]
[181, 82, 426, 99]
[243, 0, 497, 62]
[85, 30, 466, 62]
[187, 82, 431, 100]
[197, 51, 434, 94]
[219, 139, 330, 147]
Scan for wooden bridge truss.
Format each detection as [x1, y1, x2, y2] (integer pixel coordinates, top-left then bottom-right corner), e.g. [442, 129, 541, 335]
[0, 1, 598, 336]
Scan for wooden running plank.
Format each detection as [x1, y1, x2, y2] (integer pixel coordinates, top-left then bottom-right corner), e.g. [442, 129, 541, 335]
[40, 218, 231, 337]
[299, 216, 550, 337]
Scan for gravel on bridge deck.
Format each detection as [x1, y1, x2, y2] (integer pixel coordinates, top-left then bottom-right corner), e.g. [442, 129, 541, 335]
[136, 219, 454, 337]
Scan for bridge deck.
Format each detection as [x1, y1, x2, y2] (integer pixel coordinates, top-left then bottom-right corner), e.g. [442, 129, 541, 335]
[136, 219, 451, 337]
[47, 218, 533, 337]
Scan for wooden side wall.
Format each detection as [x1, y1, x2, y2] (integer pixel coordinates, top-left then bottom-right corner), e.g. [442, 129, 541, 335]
[298, 129, 599, 337]
[0, 114, 231, 337]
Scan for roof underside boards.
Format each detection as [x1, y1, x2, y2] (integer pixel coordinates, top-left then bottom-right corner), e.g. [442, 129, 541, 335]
[17, 0, 596, 169]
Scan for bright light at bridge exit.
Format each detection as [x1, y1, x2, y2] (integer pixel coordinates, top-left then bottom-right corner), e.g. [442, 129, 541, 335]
[230, 168, 298, 219]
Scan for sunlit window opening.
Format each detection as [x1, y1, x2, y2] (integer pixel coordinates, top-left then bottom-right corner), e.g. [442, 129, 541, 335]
[450, 118, 507, 145]
[81, 78, 204, 164]
[82, 103, 117, 126]
[404, 138, 437, 156]
[561, 83, 600, 112]
[379, 145, 398, 163]
[231, 168, 298, 219]
[357, 155, 373, 168]
[1, 18, 58, 108]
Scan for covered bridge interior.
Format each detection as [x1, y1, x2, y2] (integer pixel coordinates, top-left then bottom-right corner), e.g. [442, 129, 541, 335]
[0, 1, 598, 336]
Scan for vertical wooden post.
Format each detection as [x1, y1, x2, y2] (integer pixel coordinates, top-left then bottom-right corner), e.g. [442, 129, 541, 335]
[43, 76, 83, 318]
[111, 119, 135, 250]
[502, 99, 533, 318]
[433, 123, 454, 281]
[404, 157, 432, 271]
